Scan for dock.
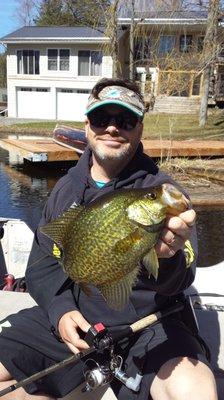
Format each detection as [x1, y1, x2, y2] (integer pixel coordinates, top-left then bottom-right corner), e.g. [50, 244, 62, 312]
[0, 137, 224, 163]
[142, 139, 224, 158]
[0, 138, 80, 164]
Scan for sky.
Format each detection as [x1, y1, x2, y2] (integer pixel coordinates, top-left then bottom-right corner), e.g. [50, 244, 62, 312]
[0, 0, 20, 52]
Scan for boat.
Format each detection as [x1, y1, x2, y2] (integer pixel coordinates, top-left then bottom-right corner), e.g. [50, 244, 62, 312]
[0, 218, 224, 399]
[53, 124, 87, 154]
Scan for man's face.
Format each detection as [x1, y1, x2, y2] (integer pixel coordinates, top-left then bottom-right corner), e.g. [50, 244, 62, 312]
[85, 104, 143, 162]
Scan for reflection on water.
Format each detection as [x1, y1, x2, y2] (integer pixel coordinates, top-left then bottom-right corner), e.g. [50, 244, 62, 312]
[0, 147, 224, 267]
[196, 207, 224, 267]
[0, 147, 74, 230]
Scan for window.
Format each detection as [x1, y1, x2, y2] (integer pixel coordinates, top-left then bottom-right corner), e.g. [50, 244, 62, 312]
[192, 74, 202, 96]
[197, 36, 204, 52]
[77, 89, 90, 94]
[17, 50, 40, 74]
[19, 87, 50, 92]
[20, 87, 33, 91]
[179, 35, 192, 53]
[60, 49, 70, 70]
[158, 36, 175, 55]
[48, 49, 70, 71]
[134, 37, 151, 61]
[60, 89, 74, 93]
[36, 88, 49, 92]
[78, 50, 102, 76]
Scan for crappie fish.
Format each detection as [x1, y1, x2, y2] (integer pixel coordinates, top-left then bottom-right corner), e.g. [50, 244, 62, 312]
[41, 183, 189, 310]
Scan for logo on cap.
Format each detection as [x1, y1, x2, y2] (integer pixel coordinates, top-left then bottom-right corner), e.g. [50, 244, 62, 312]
[106, 88, 122, 98]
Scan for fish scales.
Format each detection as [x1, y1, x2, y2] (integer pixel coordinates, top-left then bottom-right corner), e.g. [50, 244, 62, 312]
[41, 184, 189, 309]
[64, 192, 146, 284]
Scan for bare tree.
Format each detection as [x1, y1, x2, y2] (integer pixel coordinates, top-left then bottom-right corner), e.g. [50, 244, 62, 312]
[129, 0, 135, 80]
[105, 0, 121, 77]
[14, 0, 39, 26]
[63, 0, 121, 76]
[199, 0, 220, 127]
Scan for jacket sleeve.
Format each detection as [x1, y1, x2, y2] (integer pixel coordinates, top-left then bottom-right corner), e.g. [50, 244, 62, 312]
[25, 236, 79, 329]
[25, 184, 79, 330]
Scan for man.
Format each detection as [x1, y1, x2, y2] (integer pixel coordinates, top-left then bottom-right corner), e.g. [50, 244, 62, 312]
[0, 78, 217, 400]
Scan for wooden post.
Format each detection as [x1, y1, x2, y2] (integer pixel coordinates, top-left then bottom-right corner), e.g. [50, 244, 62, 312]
[129, 0, 135, 81]
[189, 71, 194, 97]
[199, 0, 219, 127]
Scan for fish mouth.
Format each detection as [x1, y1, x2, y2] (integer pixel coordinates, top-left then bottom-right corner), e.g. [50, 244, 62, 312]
[161, 183, 190, 214]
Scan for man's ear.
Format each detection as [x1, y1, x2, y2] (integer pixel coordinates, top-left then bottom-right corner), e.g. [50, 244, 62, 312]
[138, 121, 143, 138]
[85, 119, 89, 138]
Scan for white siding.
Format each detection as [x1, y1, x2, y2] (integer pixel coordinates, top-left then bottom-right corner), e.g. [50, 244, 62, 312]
[6, 43, 113, 120]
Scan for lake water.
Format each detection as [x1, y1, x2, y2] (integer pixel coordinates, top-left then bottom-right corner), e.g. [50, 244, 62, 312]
[0, 146, 224, 268]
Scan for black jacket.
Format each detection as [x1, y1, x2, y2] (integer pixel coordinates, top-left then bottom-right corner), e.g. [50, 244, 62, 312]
[26, 144, 197, 330]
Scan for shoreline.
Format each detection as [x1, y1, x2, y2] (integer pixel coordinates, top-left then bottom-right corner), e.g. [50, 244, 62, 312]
[0, 129, 224, 207]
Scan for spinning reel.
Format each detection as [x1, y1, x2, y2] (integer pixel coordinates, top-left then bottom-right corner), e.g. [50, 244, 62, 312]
[0, 301, 185, 397]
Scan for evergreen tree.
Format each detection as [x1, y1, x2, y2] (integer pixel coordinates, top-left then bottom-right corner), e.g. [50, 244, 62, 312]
[35, 0, 75, 26]
[35, 0, 111, 27]
[66, 0, 111, 27]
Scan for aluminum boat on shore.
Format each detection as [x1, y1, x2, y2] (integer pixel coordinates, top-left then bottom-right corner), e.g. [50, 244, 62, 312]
[53, 124, 87, 154]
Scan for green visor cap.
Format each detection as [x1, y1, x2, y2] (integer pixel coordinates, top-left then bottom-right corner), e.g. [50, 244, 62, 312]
[85, 85, 145, 117]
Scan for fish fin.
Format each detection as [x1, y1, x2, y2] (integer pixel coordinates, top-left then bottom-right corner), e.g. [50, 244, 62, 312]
[40, 205, 83, 248]
[113, 230, 143, 254]
[98, 267, 140, 310]
[142, 248, 159, 280]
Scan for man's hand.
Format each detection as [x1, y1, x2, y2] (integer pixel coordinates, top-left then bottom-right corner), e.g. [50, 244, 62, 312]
[58, 310, 91, 354]
[155, 209, 196, 258]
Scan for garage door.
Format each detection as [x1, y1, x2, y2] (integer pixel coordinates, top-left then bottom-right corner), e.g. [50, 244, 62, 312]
[57, 89, 90, 121]
[17, 87, 52, 119]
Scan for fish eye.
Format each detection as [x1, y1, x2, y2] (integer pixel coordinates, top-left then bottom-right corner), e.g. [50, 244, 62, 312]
[147, 192, 157, 200]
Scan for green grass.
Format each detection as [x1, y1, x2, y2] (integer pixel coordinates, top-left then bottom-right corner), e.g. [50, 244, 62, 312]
[142, 109, 224, 140]
[1, 109, 224, 140]
[0, 120, 84, 136]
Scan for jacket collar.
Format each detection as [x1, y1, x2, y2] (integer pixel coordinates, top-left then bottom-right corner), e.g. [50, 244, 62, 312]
[67, 142, 158, 195]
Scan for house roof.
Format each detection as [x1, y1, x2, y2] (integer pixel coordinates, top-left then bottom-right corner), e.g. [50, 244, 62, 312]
[1, 26, 111, 44]
[118, 0, 208, 24]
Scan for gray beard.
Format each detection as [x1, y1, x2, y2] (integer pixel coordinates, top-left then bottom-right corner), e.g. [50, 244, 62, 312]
[93, 146, 131, 161]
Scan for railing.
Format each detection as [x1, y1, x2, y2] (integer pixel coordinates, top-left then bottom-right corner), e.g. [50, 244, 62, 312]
[157, 70, 203, 97]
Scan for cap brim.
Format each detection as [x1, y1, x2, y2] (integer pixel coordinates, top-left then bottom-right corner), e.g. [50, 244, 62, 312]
[85, 100, 144, 117]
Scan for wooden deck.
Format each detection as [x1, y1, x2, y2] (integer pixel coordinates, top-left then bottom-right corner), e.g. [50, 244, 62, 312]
[0, 137, 224, 163]
[142, 139, 224, 157]
[0, 138, 80, 162]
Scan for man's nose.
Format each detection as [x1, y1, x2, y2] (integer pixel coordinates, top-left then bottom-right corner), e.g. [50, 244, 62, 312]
[105, 118, 119, 135]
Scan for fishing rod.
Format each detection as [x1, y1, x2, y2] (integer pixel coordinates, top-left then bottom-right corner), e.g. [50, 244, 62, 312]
[0, 300, 184, 397]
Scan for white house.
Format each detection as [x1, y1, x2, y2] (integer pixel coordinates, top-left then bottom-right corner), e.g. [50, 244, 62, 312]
[1, 26, 117, 121]
[2, 2, 224, 120]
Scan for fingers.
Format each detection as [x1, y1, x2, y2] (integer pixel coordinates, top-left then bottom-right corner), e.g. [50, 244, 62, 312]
[70, 311, 91, 333]
[165, 209, 196, 239]
[63, 336, 90, 354]
[155, 209, 196, 259]
[58, 310, 91, 354]
[155, 236, 185, 258]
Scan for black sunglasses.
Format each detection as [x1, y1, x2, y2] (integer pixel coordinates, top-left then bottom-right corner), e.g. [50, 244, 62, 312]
[88, 109, 141, 131]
